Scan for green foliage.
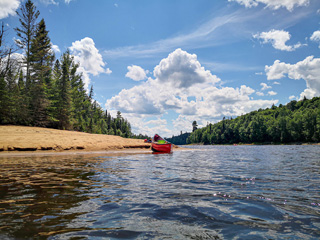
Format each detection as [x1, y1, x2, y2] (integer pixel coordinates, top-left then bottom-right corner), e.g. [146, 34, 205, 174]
[192, 120, 198, 132]
[0, 0, 136, 139]
[166, 132, 190, 145]
[187, 98, 320, 144]
[15, 0, 40, 85]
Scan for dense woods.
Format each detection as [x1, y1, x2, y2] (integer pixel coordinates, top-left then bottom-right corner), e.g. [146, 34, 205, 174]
[0, 0, 139, 138]
[165, 132, 190, 145]
[187, 97, 320, 144]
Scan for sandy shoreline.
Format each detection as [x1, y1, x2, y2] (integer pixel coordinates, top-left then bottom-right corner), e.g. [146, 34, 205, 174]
[0, 126, 152, 155]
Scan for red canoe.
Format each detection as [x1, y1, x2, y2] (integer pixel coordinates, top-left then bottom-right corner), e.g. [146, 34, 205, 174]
[151, 142, 172, 153]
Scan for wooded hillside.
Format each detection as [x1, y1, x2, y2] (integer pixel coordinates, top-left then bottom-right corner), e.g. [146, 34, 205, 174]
[187, 97, 320, 144]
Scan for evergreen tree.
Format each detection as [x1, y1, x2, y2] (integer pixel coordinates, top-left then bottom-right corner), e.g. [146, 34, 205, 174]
[56, 51, 72, 129]
[70, 61, 87, 130]
[0, 76, 9, 124]
[16, 70, 29, 125]
[51, 59, 61, 127]
[192, 120, 198, 132]
[29, 18, 53, 127]
[5, 67, 19, 123]
[15, 0, 40, 91]
[0, 0, 135, 139]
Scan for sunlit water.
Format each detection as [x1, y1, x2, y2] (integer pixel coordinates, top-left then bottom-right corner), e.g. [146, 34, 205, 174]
[0, 145, 320, 239]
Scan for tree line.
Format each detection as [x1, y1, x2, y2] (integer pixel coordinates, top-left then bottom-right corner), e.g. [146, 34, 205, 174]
[165, 132, 190, 145]
[0, 0, 141, 138]
[187, 97, 320, 144]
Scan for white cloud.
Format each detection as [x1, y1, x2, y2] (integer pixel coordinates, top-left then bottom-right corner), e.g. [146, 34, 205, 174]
[51, 44, 60, 53]
[256, 92, 264, 96]
[153, 48, 220, 88]
[310, 30, 320, 48]
[40, 0, 58, 6]
[229, 0, 310, 11]
[69, 37, 112, 89]
[268, 91, 277, 96]
[104, 5, 310, 61]
[253, 29, 302, 51]
[125, 65, 147, 81]
[265, 56, 320, 99]
[289, 95, 297, 100]
[65, 0, 72, 4]
[0, 0, 20, 19]
[106, 49, 277, 136]
[260, 82, 272, 90]
[0, 52, 25, 74]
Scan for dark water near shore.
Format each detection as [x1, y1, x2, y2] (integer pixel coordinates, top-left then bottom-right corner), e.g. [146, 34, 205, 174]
[0, 145, 320, 239]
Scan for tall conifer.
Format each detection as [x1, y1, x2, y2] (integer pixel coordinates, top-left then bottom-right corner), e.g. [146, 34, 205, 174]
[29, 18, 53, 126]
[15, 0, 40, 91]
[56, 51, 72, 129]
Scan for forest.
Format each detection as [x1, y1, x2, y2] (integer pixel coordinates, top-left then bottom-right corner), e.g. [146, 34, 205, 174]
[165, 132, 190, 145]
[0, 0, 148, 139]
[186, 97, 320, 145]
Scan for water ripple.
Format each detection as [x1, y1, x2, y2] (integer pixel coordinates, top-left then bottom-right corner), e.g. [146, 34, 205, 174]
[0, 145, 320, 239]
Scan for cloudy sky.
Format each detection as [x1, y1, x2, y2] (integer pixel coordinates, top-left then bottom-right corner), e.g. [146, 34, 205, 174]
[2, 0, 320, 137]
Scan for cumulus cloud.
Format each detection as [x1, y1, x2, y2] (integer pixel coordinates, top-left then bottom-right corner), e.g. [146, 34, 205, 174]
[253, 29, 302, 51]
[51, 44, 60, 53]
[229, 0, 309, 11]
[154, 48, 220, 88]
[69, 37, 111, 89]
[125, 65, 148, 81]
[310, 30, 320, 48]
[268, 91, 277, 96]
[260, 82, 272, 91]
[0, 0, 20, 19]
[0, 52, 25, 74]
[106, 49, 277, 136]
[265, 56, 320, 99]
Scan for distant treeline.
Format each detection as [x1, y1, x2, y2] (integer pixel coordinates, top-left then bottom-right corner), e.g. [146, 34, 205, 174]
[187, 97, 320, 144]
[0, 0, 145, 138]
[166, 132, 190, 145]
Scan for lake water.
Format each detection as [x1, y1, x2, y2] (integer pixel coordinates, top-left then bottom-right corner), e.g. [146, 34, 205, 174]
[0, 145, 319, 239]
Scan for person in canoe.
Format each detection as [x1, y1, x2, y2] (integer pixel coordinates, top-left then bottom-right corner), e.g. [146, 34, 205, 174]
[151, 134, 172, 153]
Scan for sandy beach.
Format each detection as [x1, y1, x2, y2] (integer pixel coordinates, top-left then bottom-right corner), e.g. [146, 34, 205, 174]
[0, 125, 152, 154]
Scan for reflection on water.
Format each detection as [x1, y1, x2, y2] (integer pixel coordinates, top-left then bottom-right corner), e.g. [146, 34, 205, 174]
[0, 155, 101, 238]
[0, 146, 320, 239]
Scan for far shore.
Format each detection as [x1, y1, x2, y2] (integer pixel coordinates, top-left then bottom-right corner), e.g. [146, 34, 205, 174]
[0, 125, 154, 156]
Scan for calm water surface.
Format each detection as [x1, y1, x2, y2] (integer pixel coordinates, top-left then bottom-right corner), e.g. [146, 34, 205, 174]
[0, 145, 319, 239]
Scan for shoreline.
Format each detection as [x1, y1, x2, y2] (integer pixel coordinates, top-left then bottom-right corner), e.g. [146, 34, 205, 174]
[0, 125, 151, 155]
[185, 142, 320, 146]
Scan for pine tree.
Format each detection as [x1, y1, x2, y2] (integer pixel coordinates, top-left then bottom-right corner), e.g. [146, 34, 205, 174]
[192, 120, 198, 132]
[29, 18, 53, 127]
[6, 67, 19, 124]
[16, 70, 29, 125]
[15, 0, 40, 91]
[50, 59, 61, 128]
[0, 76, 9, 124]
[56, 51, 72, 129]
[70, 60, 87, 130]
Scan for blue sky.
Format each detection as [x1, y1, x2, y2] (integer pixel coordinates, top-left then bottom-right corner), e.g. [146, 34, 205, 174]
[1, 0, 320, 137]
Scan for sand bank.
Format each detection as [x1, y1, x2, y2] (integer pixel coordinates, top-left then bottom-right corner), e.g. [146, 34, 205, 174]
[0, 126, 152, 154]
